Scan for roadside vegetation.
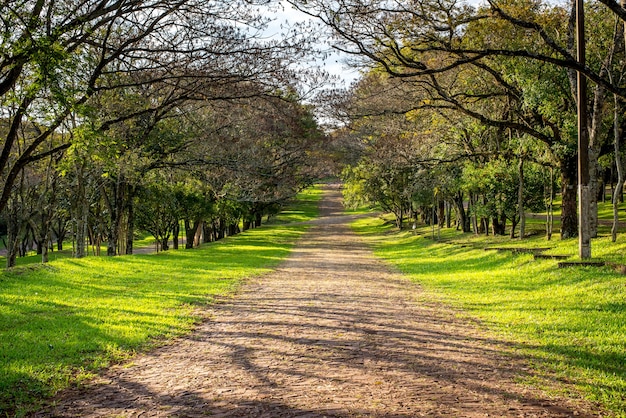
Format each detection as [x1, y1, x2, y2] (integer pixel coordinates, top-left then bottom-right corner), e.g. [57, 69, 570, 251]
[0, 187, 322, 417]
[3, 0, 626, 416]
[351, 209, 626, 416]
[324, 3, 626, 410]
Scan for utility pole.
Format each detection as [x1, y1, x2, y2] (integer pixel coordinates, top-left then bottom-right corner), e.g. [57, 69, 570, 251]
[577, 0, 591, 259]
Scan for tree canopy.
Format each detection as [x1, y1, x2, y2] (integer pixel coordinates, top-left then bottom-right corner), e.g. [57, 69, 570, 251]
[4, 0, 626, 264]
[289, 0, 626, 243]
[0, 0, 332, 265]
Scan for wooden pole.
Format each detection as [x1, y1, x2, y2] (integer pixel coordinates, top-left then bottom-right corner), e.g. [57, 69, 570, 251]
[577, 0, 591, 259]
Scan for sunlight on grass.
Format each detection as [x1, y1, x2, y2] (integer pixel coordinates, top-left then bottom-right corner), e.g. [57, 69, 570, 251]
[266, 185, 324, 224]
[352, 215, 626, 416]
[0, 187, 322, 416]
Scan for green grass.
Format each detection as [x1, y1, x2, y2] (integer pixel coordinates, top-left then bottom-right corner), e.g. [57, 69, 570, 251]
[351, 215, 626, 416]
[131, 231, 158, 249]
[266, 185, 325, 224]
[0, 187, 322, 417]
[4, 248, 75, 266]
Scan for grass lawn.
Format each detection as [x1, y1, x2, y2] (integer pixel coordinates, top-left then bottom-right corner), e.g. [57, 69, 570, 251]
[0, 187, 322, 417]
[351, 214, 626, 417]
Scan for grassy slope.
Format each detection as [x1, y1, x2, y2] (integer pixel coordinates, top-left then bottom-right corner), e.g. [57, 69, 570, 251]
[0, 187, 322, 417]
[351, 215, 626, 417]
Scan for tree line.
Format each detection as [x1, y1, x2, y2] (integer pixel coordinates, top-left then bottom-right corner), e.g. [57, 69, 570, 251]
[292, 0, 626, 241]
[7, 0, 625, 266]
[0, 0, 331, 267]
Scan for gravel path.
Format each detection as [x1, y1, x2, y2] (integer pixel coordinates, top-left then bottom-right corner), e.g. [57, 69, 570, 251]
[36, 185, 598, 417]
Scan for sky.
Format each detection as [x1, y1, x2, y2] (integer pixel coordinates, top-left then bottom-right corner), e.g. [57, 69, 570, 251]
[261, 2, 361, 88]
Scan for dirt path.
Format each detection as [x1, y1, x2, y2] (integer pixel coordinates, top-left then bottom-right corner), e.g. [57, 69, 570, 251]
[36, 185, 598, 417]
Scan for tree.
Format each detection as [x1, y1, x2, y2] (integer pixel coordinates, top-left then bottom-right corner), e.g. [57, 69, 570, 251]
[337, 74, 446, 228]
[0, 0, 319, 217]
[173, 180, 215, 249]
[292, 0, 625, 239]
[135, 181, 180, 252]
[191, 93, 329, 220]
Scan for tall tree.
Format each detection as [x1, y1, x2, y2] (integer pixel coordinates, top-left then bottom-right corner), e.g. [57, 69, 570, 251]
[292, 0, 622, 239]
[0, 0, 317, 216]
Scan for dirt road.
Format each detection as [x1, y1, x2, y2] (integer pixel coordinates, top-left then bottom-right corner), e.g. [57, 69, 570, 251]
[36, 185, 598, 417]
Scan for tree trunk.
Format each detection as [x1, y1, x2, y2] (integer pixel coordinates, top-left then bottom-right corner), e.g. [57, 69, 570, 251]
[610, 164, 615, 203]
[469, 193, 478, 234]
[74, 163, 88, 258]
[203, 222, 213, 243]
[184, 220, 193, 249]
[437, 199, 445, 228]
[39, 213, 54, 264]
[560, 154, 578, 238]
[454, 192, 470, 232]
[53, 218, 67, 251]
[492, 215, 505, 236]
[546, 167, 555, 241]
[5, 201, 20, 268]
[588, 104, 603, 240]
[396, 208, 404, 229]
[193, 222, 203, 247]
[41, 231, 49, 264]
[107, 176, 126, 256]
[185, 219, 202, 249]
[228, 223, 240, 236]
[518, 158, 526, 240]
[126, 197, 134, 255]
[510, 216, 519, 239]
[78, 206, 88, 257]
[599, 176, 604, 203]
[217, 219, 225, 240]
[588, 147, 599, 238]
[612, 94, 624, 242]
[482, 196, 489, 236]
[172, 222, 179, 250]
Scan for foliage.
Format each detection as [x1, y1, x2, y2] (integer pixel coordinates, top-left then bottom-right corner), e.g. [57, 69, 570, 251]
[0, 0, 328, 262]
[134, 182, 180, 250]
[463, 158, 545, 225]
[296, 0, 626, 240]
